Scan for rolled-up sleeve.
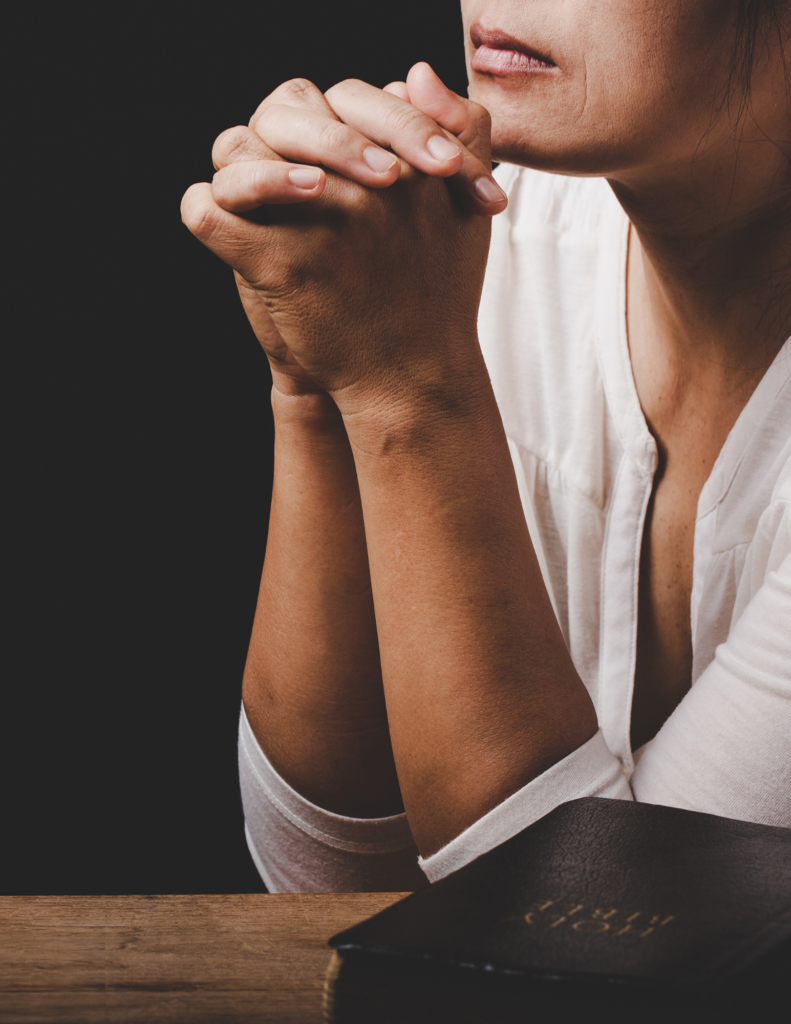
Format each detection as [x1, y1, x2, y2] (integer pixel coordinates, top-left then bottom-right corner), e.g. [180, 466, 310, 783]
[422, 548, 791, 881]
[418, 729, 632, 882]
[239, 552, 791, 890]
[238, 706, 427, 893]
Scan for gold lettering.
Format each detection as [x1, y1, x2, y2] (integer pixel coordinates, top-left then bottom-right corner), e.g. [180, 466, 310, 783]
[591, 908, 618, 921]
[524, 900, 555, 924]
[615, 913, 676, 937]
[549, 904, 583, 928]
[639, 915, 675, 938]
[572, 920, 611, 934]
[522, 899, 653, 933]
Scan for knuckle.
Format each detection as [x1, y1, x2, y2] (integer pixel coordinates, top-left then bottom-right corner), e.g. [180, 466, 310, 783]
[252, 103, 284, 136]
[249, 78, 321, 129]
[317, 118, 351, 152]
[386, 103, 426, 135]
[212, 126, 250, 168]
[285, 76, 319, 98]
[181, 187, 220, 240]
[250, 106, 275, 142]
[273, 77, 320, 106]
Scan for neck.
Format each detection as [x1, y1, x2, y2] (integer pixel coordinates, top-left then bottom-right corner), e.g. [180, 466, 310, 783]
[609, 162, 791, 379]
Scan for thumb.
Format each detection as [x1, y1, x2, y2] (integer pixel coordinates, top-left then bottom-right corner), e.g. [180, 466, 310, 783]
[405, 62, 492, 167]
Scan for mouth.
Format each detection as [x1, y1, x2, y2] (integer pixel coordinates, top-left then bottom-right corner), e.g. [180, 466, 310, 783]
[470, 22, 556, 76]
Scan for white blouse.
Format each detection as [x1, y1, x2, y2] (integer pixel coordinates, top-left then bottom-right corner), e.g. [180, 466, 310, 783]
[239, 166, 791, 892]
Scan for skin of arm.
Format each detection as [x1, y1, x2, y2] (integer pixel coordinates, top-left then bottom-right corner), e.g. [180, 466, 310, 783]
[216, 91, 508, 826]
[184, 0, 791, 862]
[228, 267, 404, 819]
[243, 386, 405, 820]
[342, 368, 597, 854]
[183, 68, 598, 857]
[210, 78, 515, 831]
[252, 326, 596, 857]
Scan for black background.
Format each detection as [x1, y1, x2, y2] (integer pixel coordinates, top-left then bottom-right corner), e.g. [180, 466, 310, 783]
[5, 2, 469, 894]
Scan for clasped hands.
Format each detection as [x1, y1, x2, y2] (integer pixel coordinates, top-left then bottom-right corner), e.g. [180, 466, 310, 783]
[181, 63, 506, 420]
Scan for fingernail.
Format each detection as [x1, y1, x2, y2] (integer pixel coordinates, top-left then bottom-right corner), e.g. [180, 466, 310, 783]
[427, 135, 461, 162]
[474, 177, 507, 203]
[289, 168, 322, 189]
[363, 147, 398, 173]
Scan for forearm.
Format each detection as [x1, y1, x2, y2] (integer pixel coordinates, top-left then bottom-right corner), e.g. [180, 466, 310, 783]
[186, 66, 594, 854]
[342, 355, 598, 855]
[242, 388, 402, 818]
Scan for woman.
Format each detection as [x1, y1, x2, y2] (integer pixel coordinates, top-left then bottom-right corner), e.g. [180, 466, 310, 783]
[181, 0, 791, 892]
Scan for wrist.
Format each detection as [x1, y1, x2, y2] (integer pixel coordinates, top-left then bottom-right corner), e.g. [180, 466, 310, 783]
[271, 385, 350, 439]
[334, 348, 496, 458]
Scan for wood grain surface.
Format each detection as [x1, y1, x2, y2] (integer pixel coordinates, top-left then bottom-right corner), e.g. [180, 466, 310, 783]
[0, 892, 407, 1023]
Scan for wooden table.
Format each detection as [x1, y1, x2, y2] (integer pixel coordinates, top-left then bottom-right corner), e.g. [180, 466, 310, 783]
[0, 893, 407, 1023]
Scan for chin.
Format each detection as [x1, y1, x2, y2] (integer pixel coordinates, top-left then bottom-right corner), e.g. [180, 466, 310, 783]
[483, 100, 635, 178]
[489, 129, 604, 178]
[469, 77, 578, 174]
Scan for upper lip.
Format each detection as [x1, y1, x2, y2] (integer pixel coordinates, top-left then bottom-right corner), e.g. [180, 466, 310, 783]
[470, 22, 555, 66]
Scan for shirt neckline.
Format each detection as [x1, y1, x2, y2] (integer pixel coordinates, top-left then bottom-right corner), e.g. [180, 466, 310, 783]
[697, 337, 791, 519]
[595, 182, 791, 512]
[593, 188, 657, 478]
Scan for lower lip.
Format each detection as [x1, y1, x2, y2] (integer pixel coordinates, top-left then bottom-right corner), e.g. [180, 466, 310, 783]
[471, 44, 555, 76]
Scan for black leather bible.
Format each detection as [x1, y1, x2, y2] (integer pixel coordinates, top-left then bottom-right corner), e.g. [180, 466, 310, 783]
[324, 798, 791, 1023]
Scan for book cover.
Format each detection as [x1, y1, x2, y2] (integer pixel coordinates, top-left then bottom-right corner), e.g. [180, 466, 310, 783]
[325, 798, 791, 1022]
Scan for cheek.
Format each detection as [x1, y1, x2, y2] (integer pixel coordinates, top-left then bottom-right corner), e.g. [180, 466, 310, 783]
[467, 0, 734, 175]
[570, 0, 733, 137]
[577, 48, 729, 170]
[473, 43, 727, 175]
